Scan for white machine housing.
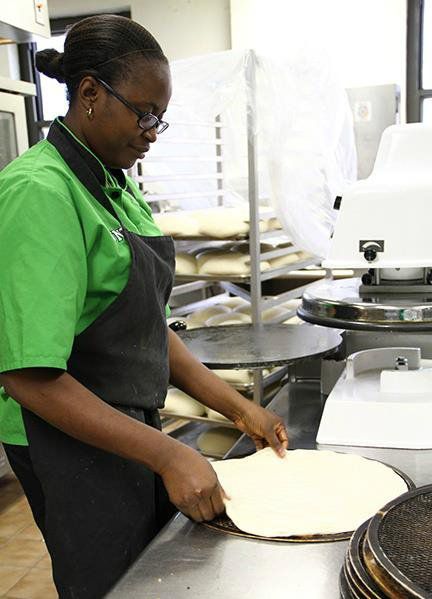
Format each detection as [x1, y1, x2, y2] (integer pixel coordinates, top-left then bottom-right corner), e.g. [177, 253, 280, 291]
[323, 124, 432, 270]
[317, 347, 432, 449]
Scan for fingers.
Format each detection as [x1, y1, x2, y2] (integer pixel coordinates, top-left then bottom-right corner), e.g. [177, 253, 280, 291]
[181, 483, 227, 523]
[276, 422, 289, 449]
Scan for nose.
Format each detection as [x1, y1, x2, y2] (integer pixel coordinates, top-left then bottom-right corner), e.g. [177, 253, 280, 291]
[143, 127, 157, 143]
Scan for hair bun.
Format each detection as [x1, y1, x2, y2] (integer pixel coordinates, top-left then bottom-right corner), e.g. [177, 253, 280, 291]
[35, 49, 65, 83]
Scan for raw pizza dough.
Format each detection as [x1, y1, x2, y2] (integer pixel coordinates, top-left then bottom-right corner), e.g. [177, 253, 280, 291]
[153, 212, 200, 237]
[197, 250, 270, 276]
[161, 388, 206, 417]
[186, 305, 230, 329]
[206, 312, 252, 326]
[175, 252, 197, 275]
[212, 448, 409, 537]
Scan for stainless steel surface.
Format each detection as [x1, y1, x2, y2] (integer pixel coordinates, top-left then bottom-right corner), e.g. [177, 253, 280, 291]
[299, 278, 432, 331]
[177, 324, 342, 369]
[108, 382, 432, 599]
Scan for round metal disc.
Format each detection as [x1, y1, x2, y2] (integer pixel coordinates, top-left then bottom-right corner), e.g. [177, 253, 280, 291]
[366, 484, 432, 598]
[177, 324, 342, 368]
[298, 278, 432, 331]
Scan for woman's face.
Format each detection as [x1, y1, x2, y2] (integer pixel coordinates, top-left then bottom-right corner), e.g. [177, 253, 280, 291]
[82, 59, 172, 170]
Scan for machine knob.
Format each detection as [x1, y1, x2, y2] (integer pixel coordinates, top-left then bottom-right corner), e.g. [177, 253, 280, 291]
[364, 248, 377, 262]
[361, 272, 373, 285]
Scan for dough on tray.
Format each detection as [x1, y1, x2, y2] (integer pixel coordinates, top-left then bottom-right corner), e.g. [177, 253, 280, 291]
[212, 448, 409, 537]
[206, 312, 252, 326]
[269, 253, 299, 269]
[197, 427, 242, 457]
[216, 296, 249, 310]
[212, 369, 269, 384]
[186, 305, 231, 329]
[153, 212, 200, 237]
[194, 207, 268, 239]
[161, 388, 206, 417]
[175, 252, 197, 275]
[197, 250, 270, 275]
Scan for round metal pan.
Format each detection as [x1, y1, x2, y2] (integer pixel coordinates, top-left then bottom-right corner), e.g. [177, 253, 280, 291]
[202, 512, 353, 543]
[364, 484, 432, 599]
[202, 458, 414, 544]
[345, 520, 387, 598]
[177, 324, 342, 369]
[340, 566, 356, 599]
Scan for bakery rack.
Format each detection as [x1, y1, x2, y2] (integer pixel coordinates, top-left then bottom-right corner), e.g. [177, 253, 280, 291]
[128, 50, 326, 434]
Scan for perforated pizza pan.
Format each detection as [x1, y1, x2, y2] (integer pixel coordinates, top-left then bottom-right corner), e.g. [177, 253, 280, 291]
[365, 484, 432, 599]
[346, 520, 387, 599]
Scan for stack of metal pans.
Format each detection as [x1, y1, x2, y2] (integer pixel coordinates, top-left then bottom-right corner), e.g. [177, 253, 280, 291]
[340, 485, 432, 598]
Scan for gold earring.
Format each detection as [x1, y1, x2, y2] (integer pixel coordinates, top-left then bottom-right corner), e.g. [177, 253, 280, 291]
[86, 106, 94, 119]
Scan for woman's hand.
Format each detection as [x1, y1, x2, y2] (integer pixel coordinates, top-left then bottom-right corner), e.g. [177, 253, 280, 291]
[233, 403, 288, 457]
[159, 444, 227, 522]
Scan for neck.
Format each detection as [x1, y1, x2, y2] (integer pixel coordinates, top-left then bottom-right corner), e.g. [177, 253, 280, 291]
[63, 110, 94, 154]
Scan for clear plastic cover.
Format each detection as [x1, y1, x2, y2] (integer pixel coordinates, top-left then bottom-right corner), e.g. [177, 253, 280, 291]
[134, 49, 356, 258]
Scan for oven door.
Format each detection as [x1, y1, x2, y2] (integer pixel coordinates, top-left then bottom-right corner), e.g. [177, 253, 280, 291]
[0, 90, 28, 171]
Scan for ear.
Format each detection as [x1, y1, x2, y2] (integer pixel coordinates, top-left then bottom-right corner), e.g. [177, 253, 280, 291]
[77, 76, 102, 111]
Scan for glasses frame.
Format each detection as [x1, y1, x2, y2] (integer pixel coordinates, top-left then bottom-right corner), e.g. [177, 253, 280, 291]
[95, 77, 169, 134]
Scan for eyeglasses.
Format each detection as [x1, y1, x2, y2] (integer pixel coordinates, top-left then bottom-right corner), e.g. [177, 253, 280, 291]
[95, 77, 169, 134]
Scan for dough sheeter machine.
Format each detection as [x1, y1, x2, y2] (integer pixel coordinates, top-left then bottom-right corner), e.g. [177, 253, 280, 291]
[299, 123, 432, 449]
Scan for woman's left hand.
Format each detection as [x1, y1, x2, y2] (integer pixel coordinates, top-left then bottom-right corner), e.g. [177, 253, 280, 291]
[233, 403, 288, 457]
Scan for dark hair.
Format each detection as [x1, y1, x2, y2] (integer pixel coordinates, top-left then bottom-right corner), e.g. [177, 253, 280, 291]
[35, 14, 168, 101]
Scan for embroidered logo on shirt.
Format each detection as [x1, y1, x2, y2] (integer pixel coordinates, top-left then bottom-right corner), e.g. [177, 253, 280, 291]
[111, 227, 124, 242]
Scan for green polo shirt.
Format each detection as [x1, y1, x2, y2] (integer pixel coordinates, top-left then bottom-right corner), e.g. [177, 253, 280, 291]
[0, 119, 167, 446]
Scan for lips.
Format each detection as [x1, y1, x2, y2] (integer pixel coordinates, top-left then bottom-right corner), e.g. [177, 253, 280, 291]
[130, 146, 149, 157]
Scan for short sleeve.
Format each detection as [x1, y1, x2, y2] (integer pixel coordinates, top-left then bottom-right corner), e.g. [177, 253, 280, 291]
[0, 178, 87, 373]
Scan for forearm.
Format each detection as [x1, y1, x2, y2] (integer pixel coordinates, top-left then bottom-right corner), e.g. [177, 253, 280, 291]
[168, 328, 252, 421]
[1, 368, 183, 475]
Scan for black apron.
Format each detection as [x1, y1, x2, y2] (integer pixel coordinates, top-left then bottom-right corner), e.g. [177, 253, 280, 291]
[20, 122, 176, 599]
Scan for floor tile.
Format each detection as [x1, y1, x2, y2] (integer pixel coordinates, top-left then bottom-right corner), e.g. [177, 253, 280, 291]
[4, 567, 58, 599]
[0, 538, 47, 568]
[0, 566, 27, 595]
[13, 524, 44, 543]
[0, 477, 24, 514]
[32, 553, 52, 571]
[0, 508, 34, 539]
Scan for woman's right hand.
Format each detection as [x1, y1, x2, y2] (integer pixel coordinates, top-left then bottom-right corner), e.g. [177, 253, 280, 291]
[159, 444, 226, 522]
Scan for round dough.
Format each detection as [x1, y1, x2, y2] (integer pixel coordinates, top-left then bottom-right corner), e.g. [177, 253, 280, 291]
[161, 388, 206, 416]
[186, 305, 231, 329]
[234, 305, 289, 322]
[206, 312, 252, 326]
[153, 212, 200, 237]
[282, 316, 303, 324]
[197, 251, 270, 275]
[197, 427, 242, 456]
[269, 253, 299, 268]
[212, 448, 409, 537]
[216, 296, 249, 310]
[262, 306, 288, 322]
[175, 252, 197, 275]
[212, 369, 254, 384]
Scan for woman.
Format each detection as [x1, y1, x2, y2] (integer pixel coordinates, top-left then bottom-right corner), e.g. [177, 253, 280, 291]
[0, 14, 288, 598]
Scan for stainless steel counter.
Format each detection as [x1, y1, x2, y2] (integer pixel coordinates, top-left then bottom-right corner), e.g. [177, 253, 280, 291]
[107, 381, 432, 599]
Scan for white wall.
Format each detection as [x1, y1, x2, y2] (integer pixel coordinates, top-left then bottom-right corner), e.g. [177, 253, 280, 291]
[230, 0, 407, 118]
[47, 0, 231, 60]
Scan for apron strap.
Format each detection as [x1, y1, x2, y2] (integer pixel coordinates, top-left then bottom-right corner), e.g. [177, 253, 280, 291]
[47, 122, 120, 222]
